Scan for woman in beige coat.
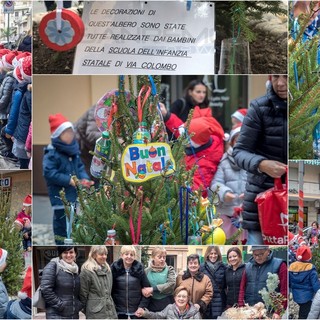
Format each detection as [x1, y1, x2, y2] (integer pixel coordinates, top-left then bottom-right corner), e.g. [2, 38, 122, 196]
[79, 246, 117, 319]
[177, 254, 213, 317]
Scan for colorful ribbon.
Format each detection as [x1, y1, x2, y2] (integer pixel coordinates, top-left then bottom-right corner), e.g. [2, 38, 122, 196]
[129, 192, 143, 245]
[137, 85, 151, 123]
[179, 186, 192, 244]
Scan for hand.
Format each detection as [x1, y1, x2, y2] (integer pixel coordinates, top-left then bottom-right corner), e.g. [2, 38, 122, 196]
[258, 160, 287, 178]
[5, 133, 11, 139]
[159, 102, 167, 117]
[69, 178, 76, 187]
[135, 307, 144, 317]
[272, 313, 281, 319]
[224, 192, 236, 202]
[194, 304, 200, 310]
[23, 232, 29, 239]
[239, 193, 245, 199]
[142, 287, 153, 298]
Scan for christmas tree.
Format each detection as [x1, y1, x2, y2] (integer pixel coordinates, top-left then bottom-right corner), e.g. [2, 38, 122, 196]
[289, 2, 320, 159]
[0, 191, 24, 295]
[60, 75, 224, 245]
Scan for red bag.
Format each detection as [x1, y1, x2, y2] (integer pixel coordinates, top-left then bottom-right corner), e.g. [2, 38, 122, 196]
[255, 177, 288, 245]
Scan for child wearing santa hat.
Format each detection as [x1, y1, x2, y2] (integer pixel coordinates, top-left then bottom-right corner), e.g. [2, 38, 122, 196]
[160, 103, 224, 197]
[211, 124, 248, 242]
[231, 108, 247, 129]
[289, 245, 320, 319]
[43, 113, 93, 244]
[4, 266, 31, 319]
[14, 217, 31, 252]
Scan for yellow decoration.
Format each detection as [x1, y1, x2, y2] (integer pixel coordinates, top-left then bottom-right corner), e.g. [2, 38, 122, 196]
[203, 227, 226, 245]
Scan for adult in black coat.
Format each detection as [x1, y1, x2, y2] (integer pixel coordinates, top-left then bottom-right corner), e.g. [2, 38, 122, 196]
[40, 246, 83, 319]
[233, 75, 287, 244]
[111, 245, 150, 319]
[224, 247, 245, 308]
[200, 246, 226, 319]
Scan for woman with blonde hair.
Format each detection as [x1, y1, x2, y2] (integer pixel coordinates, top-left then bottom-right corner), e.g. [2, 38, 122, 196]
[80, 245, 117, 319]
[142, 246, 176, 311]
[111, 245, 150, 319]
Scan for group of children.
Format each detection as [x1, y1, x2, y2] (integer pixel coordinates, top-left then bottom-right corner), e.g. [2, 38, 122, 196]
[0, 48, 32, 169]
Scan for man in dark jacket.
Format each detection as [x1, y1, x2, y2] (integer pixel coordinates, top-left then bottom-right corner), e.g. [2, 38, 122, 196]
[238, 246, 287, 319]
[233, 75, 287, 244]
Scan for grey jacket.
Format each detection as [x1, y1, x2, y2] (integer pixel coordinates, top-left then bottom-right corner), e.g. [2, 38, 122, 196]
[80, 266, 117, 319]
[143, 302, 201, 319]
[211, 149, 247, 216]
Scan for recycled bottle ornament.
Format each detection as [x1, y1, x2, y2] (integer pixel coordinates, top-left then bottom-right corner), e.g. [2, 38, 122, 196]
[95, 89, 132, 132]
[105, 229, 120, 245]
[203, 227, 226, 245]
[39, 9, 85, 51]
[133, 122, 151, 144]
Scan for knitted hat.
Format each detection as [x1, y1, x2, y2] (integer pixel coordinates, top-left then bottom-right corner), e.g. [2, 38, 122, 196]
[296, 245, 312, 261]
[250, 245, 269, 252]
[18, 266, 32, 299]
[49, 113, 73, 138]
[20, 56, 32, 83]
[231, 108, 247, 123]
[188, 118, 215, 147]
[13, 66, 24, 83]
[23, 194, 32, 206]
[230, 124, 242, 142]
[2, 51, 18, 69]
[12, 52, 30, 68]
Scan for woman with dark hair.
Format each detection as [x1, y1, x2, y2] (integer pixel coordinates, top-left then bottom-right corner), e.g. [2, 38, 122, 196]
[160, 80, 224, 196]
[307, 221, 320, 247]
[200, 246, 226, 319]
[224, 247, 245, 308]
[40, 246, 83, 319]
[142, 246, 176, 311]
[176, 254, 213, 317]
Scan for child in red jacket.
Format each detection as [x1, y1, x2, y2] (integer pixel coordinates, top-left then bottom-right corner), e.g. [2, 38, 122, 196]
[162, 104, 224, 197]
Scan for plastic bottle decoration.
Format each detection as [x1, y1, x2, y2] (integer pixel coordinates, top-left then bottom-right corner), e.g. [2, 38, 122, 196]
[39, 0, 85, 51]
[105, 229, 120, 245]
[90, 131, 111, 178]
[133, 121, 151, 144]
[95, 89, 132, 132]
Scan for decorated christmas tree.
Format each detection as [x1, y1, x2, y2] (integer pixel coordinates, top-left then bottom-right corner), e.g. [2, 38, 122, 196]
[0, 191, 24, 295]
[60, 75, 227, 245]
[289, 3, 320, 159]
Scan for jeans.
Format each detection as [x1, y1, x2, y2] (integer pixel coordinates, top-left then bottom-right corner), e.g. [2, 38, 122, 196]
[247, 230, 264, 245]
[53, 208, 67, 245]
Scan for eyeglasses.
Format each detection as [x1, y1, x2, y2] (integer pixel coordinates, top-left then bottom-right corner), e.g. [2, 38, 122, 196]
[176, 295, 188, 299]
[253, 251, 267, 258]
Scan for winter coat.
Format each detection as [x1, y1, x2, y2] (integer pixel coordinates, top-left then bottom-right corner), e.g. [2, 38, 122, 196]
[307, 289, 320, 319]
[289, 261, 320, 304]
[143, 302, 201, 319]
[16, 210, 31, 221]
[13, 85, 31, 143]
[40, 259, 82, 319]
[145, 264, 176, 311]
[225, 263, 245, 307]
[111, 259, 150, 316]
[43, 145, 90, 207]
[5, 82, 27, 136]
[4, 297, 31, 319]
[211, 149, 247, 216]
[0, 278, 8, 318]
[74, 106, 101, 174]
[25, 122, 32, 152]
[233, 84, 287, 231]
[79, 266, 117, 319]
[165, 107, 224, 196]
[176, 270, 213, 315]
[169, 98, 196, 123]
[200, 261, 226, 319]
[17, 35, 31, 53]
[0, 73, 15, 119]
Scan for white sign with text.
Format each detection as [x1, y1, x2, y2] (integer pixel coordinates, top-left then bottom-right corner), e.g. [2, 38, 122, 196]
[73, 1, 215, 74]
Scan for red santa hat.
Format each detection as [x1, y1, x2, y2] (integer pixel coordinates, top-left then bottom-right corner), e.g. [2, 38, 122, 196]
[229, 124, 242, 142]
[23, 194, 32, 207]
[13, 66, 24, 83]
[18, 266, 32, 299]
[20, 56, 32, 83]
[231, 108, 247, 123]
[12, 52, 30, 68]
[2, 51, 18, 70]
[0, 49, 11, 58]
[296, 245, 312, 261]
[49, 113, 73, 138]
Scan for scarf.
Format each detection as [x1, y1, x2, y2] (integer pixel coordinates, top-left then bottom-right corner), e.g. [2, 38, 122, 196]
[51, 137, 80, 156]
[149, 261, 167, 272]
[52, 257, 79, 274]
[175, 303, 190, 318]
[206, 260, 220, 275]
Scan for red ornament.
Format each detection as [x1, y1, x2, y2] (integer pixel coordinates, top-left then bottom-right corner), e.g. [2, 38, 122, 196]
[39, 9, 85, 51]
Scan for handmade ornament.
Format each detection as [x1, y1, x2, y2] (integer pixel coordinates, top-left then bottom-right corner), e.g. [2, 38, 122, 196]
[39, 8, 84, 51]
[95, 89, 131, 132]
[201, 218, 226, 245]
